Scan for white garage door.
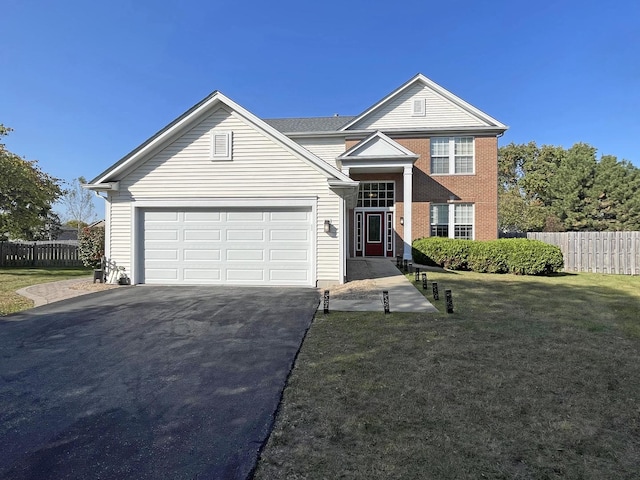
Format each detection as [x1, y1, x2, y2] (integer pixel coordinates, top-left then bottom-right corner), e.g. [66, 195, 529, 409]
[142, 208, 313, 286]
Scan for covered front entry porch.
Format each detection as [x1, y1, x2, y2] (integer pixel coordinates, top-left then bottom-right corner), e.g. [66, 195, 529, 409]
[338, 131, 418, 260]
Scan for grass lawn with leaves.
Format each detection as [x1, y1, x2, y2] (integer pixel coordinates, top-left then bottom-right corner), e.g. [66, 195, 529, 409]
[255, 270, 640, 479]
[0, 268, 91, 316]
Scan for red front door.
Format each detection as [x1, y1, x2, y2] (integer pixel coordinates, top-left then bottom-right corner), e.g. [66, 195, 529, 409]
[365, 212, 384, 256]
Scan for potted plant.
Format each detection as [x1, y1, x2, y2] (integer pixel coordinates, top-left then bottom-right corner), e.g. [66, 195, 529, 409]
[117, 266, 131, 285]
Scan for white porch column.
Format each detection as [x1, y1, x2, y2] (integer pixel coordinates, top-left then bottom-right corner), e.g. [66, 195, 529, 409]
[403, 165, 413, 259]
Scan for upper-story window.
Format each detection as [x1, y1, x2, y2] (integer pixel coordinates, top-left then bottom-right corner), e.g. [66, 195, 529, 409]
[430, 136, 474, 174]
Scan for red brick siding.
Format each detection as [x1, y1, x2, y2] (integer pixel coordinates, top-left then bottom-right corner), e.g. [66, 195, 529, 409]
[344, 136, 498, 243]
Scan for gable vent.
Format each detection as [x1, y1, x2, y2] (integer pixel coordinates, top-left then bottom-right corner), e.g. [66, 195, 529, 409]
[412, 98, 426, 117]
[211, 131, 232, 160]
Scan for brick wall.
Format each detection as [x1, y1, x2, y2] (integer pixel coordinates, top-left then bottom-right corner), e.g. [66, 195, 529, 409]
[345, 135, 498, 243]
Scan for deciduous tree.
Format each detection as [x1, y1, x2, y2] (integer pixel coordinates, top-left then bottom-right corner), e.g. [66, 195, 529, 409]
[59, 176, 97, 231]
[0, 125, 63, 240]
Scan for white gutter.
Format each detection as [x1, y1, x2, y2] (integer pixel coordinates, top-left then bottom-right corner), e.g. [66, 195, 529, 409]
[83, 182, 120, 192]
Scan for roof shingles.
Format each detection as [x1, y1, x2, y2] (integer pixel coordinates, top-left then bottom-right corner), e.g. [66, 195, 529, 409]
[264, 116, 356, 133]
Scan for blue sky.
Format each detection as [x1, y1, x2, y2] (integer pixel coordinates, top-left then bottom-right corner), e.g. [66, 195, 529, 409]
[2, 0, 639, 219]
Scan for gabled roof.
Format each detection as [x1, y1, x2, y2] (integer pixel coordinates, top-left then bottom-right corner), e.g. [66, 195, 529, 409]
[88, 92, 355, 187]
[339, 73, 508, 131]
[264, 116, 356, 133]
[337, 131, 418, 160]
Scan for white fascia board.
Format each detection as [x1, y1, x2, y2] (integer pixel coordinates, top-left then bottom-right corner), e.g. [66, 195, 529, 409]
[286, 126, 507, 141]
[339, 73, 508, 131]
[130, 197, 319, 208]
[341, 155, 419, 162]
[337, 130, 418, 160]
[340, 158, 416, 170]
[374, 126, 509, 136]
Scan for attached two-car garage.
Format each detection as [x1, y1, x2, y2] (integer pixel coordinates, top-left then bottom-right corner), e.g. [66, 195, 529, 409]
[140, 207, 314, 286]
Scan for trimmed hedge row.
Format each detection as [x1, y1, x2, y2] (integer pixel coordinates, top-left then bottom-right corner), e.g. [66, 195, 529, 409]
[412, 237, 564, 275]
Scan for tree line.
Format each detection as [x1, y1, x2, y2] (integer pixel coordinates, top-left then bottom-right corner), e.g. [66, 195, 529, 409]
[499, 142, 640, 232]
[1, 124, 96, 241]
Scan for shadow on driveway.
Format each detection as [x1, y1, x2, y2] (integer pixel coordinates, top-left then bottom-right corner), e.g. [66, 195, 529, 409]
[0, 286, 319, 480]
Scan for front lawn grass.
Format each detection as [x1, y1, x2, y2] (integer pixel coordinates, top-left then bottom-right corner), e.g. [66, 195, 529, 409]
[254, 271, 640, 479]
[0, 268, 91, 316]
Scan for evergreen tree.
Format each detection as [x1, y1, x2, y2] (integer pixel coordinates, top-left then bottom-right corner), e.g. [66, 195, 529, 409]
[547, 143, 597, 230]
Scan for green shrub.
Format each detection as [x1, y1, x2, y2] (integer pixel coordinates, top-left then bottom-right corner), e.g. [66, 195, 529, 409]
[467, 241, 509, 273]
[412, 237, 564, 275]
[412, 237, 471, 270]
[500, 238, 564, 275]
[78, 226, 105, 269]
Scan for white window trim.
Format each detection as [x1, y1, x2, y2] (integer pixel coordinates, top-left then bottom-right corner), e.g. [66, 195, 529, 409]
[430, 137, 475, 175]
[430, 203, 475, 240]
[210, 130, 232, 161]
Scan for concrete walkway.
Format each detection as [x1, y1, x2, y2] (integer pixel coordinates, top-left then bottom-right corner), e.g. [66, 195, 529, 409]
[16, 278, 114, 307]
[322, 258, 438, 313]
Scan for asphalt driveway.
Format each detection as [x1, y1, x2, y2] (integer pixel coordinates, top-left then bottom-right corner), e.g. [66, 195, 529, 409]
[0, 286, 319, 480]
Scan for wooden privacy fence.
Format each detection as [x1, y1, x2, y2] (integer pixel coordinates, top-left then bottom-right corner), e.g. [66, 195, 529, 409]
[527, 232, 640, 275]
[0, 241, 83, 267]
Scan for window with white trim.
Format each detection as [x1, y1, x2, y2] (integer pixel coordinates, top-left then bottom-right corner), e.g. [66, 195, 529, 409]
[430, 204, 449, 237]
[211, 130, 232, 160]
[430, 137, 474, 174]
[430, 203, 474, 239]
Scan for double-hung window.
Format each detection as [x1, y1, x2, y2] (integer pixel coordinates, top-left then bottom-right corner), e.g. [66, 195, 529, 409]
[430, 203, 474, 239]
[430, 137, 474, 174]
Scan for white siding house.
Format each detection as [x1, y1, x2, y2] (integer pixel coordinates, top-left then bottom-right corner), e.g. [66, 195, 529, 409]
[87, 73, 507, 286]
[87, 93, 356, 287]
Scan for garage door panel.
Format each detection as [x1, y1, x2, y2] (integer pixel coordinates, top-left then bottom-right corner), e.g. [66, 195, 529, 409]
[184, 249, 221, 261]
[227, 229, 264, 241]
[145, 230, 179, 241]
[142, 208, 313, 286]
[227, 249, 264, 261]
[270, 249, 308, 261]
[146, 211, 179, 221]
[184, 229, 221, 241]
[184, 211, 221, 222]
[270, 211, 309, 222]
[270, 269, 309, 281]
[184, 269, 221, 281]
[226, 269, 265, 281]
[145, 249, 179, 261]
[146, 268, 179, 281]
[227, 211, 265, 222]
[270, 229, 308, 241]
